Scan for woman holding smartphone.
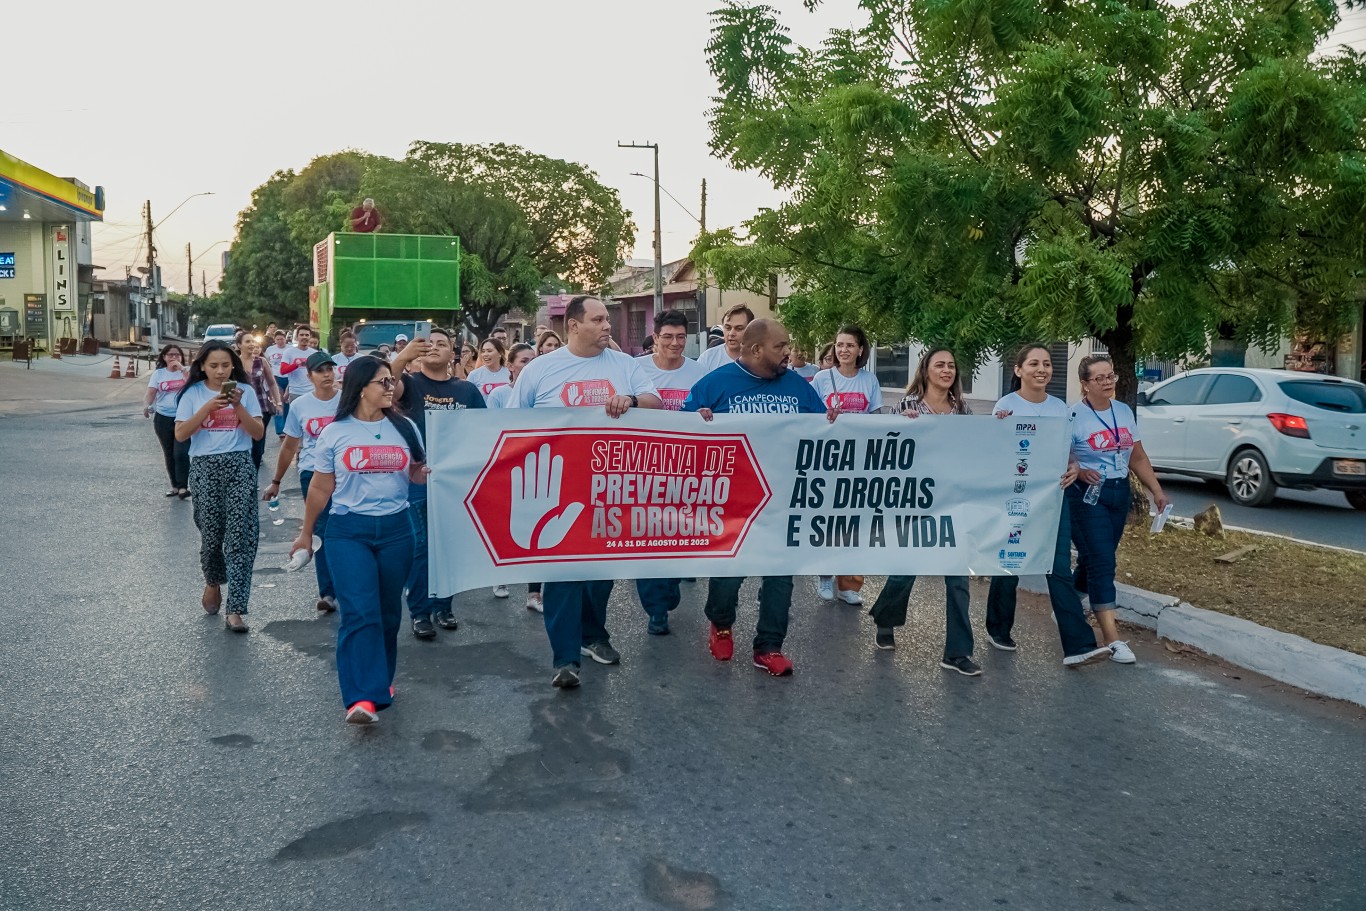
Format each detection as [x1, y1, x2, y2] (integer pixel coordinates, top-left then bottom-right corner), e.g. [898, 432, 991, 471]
[144, 343, 190, 498]
[291, 356, 427, 725]
[174, 340, 266, 630]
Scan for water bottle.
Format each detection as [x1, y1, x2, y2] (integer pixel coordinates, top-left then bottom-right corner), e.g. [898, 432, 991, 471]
[1083, 483, 1101, 506]
[269, 496, 284, 525]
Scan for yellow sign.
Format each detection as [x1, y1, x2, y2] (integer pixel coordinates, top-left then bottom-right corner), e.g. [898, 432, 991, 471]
[0, 149, 103, 218]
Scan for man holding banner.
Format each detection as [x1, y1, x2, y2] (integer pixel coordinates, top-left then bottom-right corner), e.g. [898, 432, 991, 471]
[682, 318, 831, 677]
[512, 296, 662, 688]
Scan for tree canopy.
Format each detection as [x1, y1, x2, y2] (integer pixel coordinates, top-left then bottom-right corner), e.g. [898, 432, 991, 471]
[698, 0, 1366, 402]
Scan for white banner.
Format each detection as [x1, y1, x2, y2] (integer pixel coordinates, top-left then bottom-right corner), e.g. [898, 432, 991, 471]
[427, 410, 1068, 595]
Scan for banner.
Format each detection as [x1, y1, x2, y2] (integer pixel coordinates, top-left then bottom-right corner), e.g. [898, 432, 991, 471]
[427, 410, 1069, 595]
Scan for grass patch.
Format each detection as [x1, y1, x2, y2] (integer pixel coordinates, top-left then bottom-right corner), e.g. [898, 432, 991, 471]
[1115, 524, 1366, 657]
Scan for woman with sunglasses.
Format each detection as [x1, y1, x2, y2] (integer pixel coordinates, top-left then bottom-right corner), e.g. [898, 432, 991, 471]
[291, 356, 427, 725]
[144, 343, 191, 498]
[1068, 355, 1170, 665]
[174, 340, 266, 630]
[454, 343, 479, 380]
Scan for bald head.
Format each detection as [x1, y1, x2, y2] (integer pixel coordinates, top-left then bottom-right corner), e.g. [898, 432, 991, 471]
[742, 318, 784, 348]
[738, 319, 792, 379]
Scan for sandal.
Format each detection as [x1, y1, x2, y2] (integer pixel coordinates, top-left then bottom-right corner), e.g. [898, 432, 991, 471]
[202, 584, 222, 615]
[225, 615, 249, 633]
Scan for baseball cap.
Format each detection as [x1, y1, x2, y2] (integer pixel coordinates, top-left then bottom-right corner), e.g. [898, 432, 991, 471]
[395, 333, 409, 342]
[306, 351, 336, 373]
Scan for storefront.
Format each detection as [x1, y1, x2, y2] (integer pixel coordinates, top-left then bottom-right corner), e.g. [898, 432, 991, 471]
[0, 149, 103, 352]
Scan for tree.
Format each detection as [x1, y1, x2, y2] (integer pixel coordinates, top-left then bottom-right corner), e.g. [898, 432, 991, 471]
[218, 170, 313, 326]
[700, 0, 1366, 405]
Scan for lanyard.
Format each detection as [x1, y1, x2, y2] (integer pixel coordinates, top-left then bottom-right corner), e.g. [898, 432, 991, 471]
[1085, 399, 1123, 474]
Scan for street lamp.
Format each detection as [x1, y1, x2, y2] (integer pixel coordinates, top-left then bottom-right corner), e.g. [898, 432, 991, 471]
[153, 191, 215, 230]
[618, 141, 662, 316]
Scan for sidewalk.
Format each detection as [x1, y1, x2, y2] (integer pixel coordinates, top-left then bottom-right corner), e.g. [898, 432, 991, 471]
[0, 353, 147, 417]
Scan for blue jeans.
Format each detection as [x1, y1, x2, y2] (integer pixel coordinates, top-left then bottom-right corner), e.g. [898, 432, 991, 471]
[986, 495, 1101, 658]
[404, 485, 452, 619]
[636, 578, 681, 620]
[869, 575, 972, 659]
[273, 376, 289, 436]
[299, 470, 335, 599]
[1067, 478, 1131, 609]
[542, 580, 614, 668]
[704, 576, 793, 653]
[325, 508, 416, 710]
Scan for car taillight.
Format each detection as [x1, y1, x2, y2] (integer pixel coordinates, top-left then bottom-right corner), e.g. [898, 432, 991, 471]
[1267, 413, 1311, 438]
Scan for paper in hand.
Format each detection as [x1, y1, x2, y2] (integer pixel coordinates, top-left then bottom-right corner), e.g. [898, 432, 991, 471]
[1149, 504, 1173, 534]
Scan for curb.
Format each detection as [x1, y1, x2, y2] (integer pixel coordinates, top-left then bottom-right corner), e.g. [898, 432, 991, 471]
[1017, 575, 1366, 708]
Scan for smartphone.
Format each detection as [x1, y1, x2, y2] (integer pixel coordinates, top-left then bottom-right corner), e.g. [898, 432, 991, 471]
[220, 380, 237, 399]
[414, 321, 432, 341]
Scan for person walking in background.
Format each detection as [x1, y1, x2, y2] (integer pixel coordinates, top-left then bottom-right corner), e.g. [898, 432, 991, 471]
[264, 329, 290, 438]
[144, 343, 191, 499]
[695, 304, 754, 374]
[1068, 355, 1171, 665]
[392, 327, 486, 639]
[241, 335, 282, 472]
[279, 325, 326, 408]
[536, 331, 562, 356]
[174, 341, 265, 632]
[486, 342, 541, 610]
[818, 343, 835, 371]
[332, 330, 360, 379]
[984, 344, 1113, 668]
[291, 356, 426, 725]
[455, 342, 479, 379]
[811, 324, 882, 606]
[262, 351, 342, 614]
[466, 338, 511, 396]
[867, 348, 981, 675]
[789, 347, 817, 381]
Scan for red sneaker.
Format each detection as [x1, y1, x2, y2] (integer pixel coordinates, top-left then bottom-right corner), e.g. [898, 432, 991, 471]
[708, 624, 734, 661]
[345, 701, 379, 725]
[753, 650, 794, 676]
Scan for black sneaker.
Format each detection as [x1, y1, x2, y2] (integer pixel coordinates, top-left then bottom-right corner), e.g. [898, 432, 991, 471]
[875, 628, 896, 650]
[986, 632, 1017, 651]
[552, 665, 581, 688]
[411, 616, 436, 640]
[580, 641, 621, 665]
[940, 656, 983, 676]
[433, 609, 459, 630]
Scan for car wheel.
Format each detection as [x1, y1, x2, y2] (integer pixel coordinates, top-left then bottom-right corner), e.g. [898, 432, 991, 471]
[1346, 491, 1366, 511]
[1226, 449, 1277, 507]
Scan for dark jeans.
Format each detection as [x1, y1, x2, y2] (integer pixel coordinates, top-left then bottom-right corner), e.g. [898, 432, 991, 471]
[986, 495, 1101, 658]
[543, 580, 614, 668]
[299, 470, 335, 599]
[1067, 478, 1131, 609]
[326, 508, 416, 710]
[250, 434, 266, 472]
[404, 485, 452, 619]
[704, 576, 793, 653]
[869, 575, 972, 659]
[151, 412, 189, 488]
[273, 377, 289, 436]
[636, 578, 681, 620]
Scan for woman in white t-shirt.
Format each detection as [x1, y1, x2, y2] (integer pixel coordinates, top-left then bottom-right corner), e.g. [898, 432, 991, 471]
[984, 344, 1114, 668]
[291, 355, 428, 725]
[143, 343, 191, 498]
[466, 338, 511, 397]
[1068, 354, 1170, 665]
[811, 325, 882, 605]
[173, 340, 266, 630]
[485, 343, 541, 609]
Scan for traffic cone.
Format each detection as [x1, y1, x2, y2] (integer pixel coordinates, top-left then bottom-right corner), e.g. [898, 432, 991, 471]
[109, 357, 122, 379]
[126, 356, 139, 379]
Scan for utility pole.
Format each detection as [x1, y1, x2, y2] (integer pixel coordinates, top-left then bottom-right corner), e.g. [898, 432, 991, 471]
[186, 243, 194, 297]
[697, 179, 708, 335]
[144, 201, 158, 324]
[618, 141, 663, 316]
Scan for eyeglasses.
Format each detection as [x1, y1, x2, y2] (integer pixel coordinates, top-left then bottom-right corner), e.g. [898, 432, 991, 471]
[1087, 374, 1118, 384]
[368, 377, 397, 390]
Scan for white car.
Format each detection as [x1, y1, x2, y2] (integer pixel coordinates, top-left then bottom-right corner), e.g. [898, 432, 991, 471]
[202, 323, 238, 344]
[1138, 367, 1366, 509]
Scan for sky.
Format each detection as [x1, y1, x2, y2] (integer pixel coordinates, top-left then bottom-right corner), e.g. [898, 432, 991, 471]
[5, 1, 1364, 296]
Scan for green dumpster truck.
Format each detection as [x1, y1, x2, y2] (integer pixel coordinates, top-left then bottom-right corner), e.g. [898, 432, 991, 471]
[310, 232, 461, 351]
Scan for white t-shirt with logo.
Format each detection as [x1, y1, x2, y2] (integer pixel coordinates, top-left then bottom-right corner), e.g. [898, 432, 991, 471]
[147, 368, 188, 417]
[695, 344, 738, 375]
[791, 364, 818, 382]
[314, 416, 420, 516]
[634, 355, 707, 411]
[1070, 399, 1140, 479]
[465, 365, 511, 398]
[265, 344, 289, 375]
[811, 368, 882, 414]
[174, 382, 263, 458]
[512, 347, 659, 409]
[485, 384, 515, 409]
[331, 352, 359, 379]
[281, 345, 326, 396]
[993, 391, 1071, 418]
[282, 391, 340, 473]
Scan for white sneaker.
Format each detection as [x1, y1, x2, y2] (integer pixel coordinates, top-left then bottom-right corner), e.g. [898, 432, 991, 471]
[492, 585, 510, 599]
[818, 577, 835, 601]
[1109, 641, 1136, 664]
[836, 588, 863, 606]
[1063, 646, 1112, 667]
[526, 592, 543, 613]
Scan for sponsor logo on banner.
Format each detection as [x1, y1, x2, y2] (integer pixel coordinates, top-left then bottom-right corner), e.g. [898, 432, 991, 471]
[1013, 479, 1027, 494]
[341, 445, 409, 472]
[201, 407, 239, 431]
[1005, 497, 1030, 518]
[304, 416, 334, 438]
[1015, 422, 1037, 436]
[1007, 527, 1023, 546]
[998, 548, 1028, 570]
[560, 379, 617, 407]
[1015, 457, 1030, 476]
[1017, 438, 1030, 452]
[466, 428, 771, 565]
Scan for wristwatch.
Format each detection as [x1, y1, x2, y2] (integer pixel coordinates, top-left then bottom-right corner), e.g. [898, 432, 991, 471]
[628, 394, 639, 409]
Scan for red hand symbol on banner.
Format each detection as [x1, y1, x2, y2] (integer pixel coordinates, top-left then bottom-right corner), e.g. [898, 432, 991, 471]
[509, 443, 584, 550]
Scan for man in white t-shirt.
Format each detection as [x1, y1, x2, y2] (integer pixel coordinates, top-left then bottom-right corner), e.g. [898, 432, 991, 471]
[694, 303, 754, 374]
[513, 296, 662, 688]
[279, 325, 328, 401]
[265, 329, 291, 436]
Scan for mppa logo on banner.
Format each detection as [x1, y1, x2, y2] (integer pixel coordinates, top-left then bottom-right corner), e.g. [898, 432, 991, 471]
[465, 429, 771, 565]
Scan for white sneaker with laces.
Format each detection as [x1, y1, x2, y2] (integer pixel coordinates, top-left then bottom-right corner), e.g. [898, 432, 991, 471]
[818, 577, 835, 601]
[492, 585, 510, 599]
[526, 592, 543, 613]
[1109, 641, 1136, 663]
[836, 588, 863, 606]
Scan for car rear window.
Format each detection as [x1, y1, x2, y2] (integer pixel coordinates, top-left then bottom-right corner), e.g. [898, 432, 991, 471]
[1278, 380, 1366, 414]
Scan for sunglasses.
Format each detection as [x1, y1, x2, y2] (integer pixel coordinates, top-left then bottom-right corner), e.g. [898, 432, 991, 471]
[368, 377, 397, 390]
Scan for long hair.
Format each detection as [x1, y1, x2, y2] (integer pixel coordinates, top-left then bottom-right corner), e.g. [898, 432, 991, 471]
[178, 340, 247, 402]
[481, 337, 507, 366]
[1010, 343, 1051, 393]
[156, 343, 186, 369]
[818, 342, 835, 367]
[905, 347, 965, 405]
[535, 330, 561, 354]
[335, 355, 425, 462]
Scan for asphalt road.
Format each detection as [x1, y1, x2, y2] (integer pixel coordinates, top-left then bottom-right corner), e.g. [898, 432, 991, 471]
[1157, 474, 1364, 551]
[3, 365, 1365, 911]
